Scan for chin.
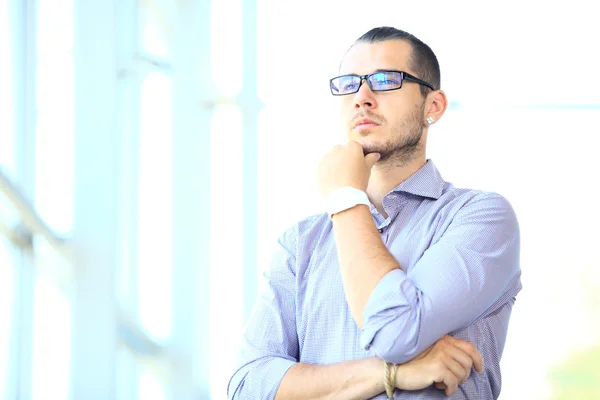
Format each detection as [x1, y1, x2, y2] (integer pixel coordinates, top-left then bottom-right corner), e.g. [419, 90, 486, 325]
[352, 134, 379, 149]
[349, 139, 379, 157]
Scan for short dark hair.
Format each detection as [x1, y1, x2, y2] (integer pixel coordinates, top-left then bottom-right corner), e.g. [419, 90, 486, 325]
[355, 26, 440, 97]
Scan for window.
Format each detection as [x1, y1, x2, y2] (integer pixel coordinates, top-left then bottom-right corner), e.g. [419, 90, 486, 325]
[29, 1, 75, 398]
[0, 236, 16, 398]
[137, 70, 173, 341]
[34, 0, 75, 235]
[139, 0, 171, 59]
[31, 256, 72, 400]
[209, 105, 245, 399]
[118, 2, 178, 398]
[0, 0, 16, 177]
[210, 0, 242, 98]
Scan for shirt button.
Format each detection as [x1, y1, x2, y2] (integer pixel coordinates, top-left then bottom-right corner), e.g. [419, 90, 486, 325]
[365, 344, 371, 350]
[378, 228, 384, 233]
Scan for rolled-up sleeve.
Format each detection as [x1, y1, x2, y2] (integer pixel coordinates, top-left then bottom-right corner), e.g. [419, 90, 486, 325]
[361, 192, 522, 364]
[227, 229, 299, 400]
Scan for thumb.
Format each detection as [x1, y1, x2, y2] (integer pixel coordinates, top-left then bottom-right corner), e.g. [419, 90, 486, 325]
[364, 152, 381, 169]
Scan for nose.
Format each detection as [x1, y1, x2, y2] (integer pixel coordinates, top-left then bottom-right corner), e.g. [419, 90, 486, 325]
[353, 78, 377, 110]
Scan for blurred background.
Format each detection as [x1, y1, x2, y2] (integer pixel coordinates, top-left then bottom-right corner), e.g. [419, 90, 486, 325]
[1, 0, 599, 399]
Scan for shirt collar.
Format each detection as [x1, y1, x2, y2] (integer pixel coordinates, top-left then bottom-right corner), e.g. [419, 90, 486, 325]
[389, 159, 446, 200]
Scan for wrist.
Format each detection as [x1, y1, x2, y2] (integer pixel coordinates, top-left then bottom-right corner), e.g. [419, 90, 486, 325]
[384, 361, 399, 399]
[394, 363, 405, 390]
[325, 186, 370, 218]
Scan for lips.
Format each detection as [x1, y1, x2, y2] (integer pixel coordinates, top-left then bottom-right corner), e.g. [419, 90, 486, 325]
[353, 118, 379, 129]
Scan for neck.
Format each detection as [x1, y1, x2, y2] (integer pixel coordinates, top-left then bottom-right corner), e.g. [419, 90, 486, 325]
[366, 155, 426, 218]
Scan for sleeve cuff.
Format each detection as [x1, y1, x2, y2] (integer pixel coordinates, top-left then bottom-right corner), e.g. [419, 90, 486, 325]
[229, 356, 296, 399]
[263, 357, 297, 395]
[360, 268, 409, 351]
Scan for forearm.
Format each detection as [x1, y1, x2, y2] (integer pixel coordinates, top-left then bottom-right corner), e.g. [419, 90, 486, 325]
[275, 357, 385, 400]
[331, 205, 401, 327]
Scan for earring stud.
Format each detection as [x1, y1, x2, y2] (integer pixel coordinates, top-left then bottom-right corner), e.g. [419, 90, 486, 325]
[426, 117, 434, 125]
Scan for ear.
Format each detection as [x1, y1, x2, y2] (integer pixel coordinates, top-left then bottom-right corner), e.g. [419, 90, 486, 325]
[423, 89, 448, 126]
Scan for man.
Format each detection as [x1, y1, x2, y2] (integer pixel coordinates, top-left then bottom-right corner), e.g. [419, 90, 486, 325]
[227, 26, 521, 399]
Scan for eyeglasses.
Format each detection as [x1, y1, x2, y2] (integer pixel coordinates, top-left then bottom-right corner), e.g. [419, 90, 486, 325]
[330, 70, 434, 96]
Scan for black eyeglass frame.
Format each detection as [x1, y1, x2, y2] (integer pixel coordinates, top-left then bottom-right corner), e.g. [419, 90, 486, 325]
[329, 70, 435, 96]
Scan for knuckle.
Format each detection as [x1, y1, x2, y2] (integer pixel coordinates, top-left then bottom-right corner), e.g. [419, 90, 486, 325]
[435, 340, 448, 351]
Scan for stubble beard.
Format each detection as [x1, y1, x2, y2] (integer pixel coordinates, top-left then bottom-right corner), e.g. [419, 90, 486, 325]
[361, 103, 425, 168]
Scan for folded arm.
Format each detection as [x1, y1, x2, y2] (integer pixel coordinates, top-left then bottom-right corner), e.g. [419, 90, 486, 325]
[332, 192, 521, 364]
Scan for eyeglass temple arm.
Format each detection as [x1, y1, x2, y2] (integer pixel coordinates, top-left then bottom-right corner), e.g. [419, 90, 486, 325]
[403, 73, 435, 91]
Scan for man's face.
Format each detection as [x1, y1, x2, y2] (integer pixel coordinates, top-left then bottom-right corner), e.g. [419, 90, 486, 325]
[338, 40, 427, 164]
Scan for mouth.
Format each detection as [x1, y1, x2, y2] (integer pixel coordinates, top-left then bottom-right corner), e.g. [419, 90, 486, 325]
[353, 118, 380, 130]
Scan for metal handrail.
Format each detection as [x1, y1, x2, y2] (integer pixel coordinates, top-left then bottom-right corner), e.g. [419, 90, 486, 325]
[0, 167, 72, 261]
[1, 168, 168, 361]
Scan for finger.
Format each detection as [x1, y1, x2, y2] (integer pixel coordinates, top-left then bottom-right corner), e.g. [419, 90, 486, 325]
[348, 140, 364, 152]
[443, 356, 469, 385]
[439, 370, 458, 396]
[435, 382, 446, 390]
[364, 152, 381, 169]
[446, 336, 484, 373]
[445, 343, 474, 381]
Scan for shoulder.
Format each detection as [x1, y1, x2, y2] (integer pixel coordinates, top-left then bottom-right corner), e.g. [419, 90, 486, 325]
[436, 187, 520, 251]
[440, 185, 518, 223]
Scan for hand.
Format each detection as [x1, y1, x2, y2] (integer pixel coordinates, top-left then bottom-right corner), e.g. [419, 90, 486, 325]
[394, 335, 484, 396]
[317, 141, 380, 198]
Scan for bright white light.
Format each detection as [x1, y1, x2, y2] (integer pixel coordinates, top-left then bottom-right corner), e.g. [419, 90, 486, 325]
[31, 274, 72, 400]
[137, 359, 168, 400]
[210, 0, 243, 98]
[34, 0, 75, 234]
[209, 105, 244, 400]
[138, 71, 173, 341]
[140, 0, 172, 59]
[0, 238, 15, 399]
[0, 0, 15, 174]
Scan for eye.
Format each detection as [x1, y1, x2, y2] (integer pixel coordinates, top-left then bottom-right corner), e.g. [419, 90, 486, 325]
[343, 82, 359, 91]
[371, 72, 401, 89]
[331, 75, 365, 94]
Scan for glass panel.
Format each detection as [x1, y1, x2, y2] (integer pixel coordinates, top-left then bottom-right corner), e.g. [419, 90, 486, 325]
[139, 0, 173, 59]
[210, 0, 242, 97]
[136, 356, 169, 400]
[0, 236, 15, 399]
[0, 0, 16, 176]
[31, 270, 71, 400]
[137, 71, 173, 341]
[35, 0, 74, 234]
[209, 105, 244, 399]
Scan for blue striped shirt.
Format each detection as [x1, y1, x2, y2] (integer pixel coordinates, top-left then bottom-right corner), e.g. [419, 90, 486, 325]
[228, 160, 522, 399]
